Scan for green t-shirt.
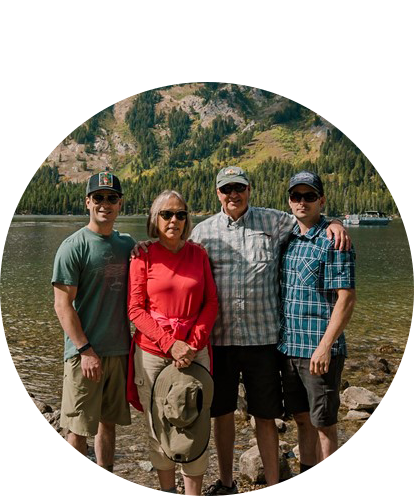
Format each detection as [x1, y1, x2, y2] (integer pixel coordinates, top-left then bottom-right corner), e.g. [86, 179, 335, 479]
[52, 226, 136, 360]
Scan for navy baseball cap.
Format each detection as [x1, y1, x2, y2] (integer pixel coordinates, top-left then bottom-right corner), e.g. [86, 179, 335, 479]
[86, 172, 123, 196]
[288, 170, 324, 196]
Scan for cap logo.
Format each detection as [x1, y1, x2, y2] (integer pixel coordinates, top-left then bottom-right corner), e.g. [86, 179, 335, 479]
[99, 172, 113, 187]
[225, 168, 237, 175]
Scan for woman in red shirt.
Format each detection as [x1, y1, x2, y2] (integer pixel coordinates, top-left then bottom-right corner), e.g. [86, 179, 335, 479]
[128, 190, 218, 495]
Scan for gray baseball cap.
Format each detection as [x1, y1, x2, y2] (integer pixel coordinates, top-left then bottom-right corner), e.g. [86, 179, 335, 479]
[288, 170, 324, 196]
[216, 166, 249, 188]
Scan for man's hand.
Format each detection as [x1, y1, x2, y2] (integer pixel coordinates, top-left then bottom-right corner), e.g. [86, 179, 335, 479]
[80, 348, 102, 382]
[310, 343, 331, 376]
[130, 240, 152, 259]
[326, 221, 351, 251]
[170, 341, 196, 368]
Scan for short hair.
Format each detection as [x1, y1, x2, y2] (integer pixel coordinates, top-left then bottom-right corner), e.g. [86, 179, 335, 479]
[147, 190, 192, 240]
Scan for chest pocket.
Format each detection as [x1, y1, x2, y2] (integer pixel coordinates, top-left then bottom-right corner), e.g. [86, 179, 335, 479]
[246, 231, 273, 262]
[297, 258, 321, 286]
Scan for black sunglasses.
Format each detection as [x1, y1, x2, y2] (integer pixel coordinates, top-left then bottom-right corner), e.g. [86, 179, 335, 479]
[158, 210, 188, 221]
[289, 191, 320, 203]
[219, 183, 248, 195]
[91, 193, 121, 204]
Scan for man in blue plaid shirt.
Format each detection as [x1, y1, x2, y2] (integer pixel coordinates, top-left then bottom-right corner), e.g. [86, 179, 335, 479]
[278, 171, 356, 473]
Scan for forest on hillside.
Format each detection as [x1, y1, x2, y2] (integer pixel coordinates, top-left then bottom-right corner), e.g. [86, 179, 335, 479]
[0, 83, 414, 216]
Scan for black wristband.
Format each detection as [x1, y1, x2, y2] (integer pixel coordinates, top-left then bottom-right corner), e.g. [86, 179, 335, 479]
[77, 342, 92, 354]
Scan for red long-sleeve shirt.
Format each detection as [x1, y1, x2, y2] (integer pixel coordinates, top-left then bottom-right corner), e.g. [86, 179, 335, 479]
[128, 241, 218, 357]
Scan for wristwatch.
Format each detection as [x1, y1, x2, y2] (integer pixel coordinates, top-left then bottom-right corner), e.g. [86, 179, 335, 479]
[77, 342, 92, 354]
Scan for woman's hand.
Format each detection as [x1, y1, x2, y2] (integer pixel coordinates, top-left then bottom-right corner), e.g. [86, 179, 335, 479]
[170, 341, 196, 368]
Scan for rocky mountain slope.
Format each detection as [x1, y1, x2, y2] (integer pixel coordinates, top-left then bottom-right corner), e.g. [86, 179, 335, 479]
[44, 82, 333, 183]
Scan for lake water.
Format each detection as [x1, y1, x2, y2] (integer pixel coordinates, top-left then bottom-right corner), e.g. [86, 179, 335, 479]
[0, 215, 413, 487]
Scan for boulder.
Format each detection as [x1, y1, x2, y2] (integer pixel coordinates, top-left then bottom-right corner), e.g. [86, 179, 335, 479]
[235, 383, 249, 420]
[11, 397, 52, 420]
[250, 417, 287, 433]
[0, 387, 33, 408]
[138, 461, 153, 472]
[344, 410, 371, 421]
[293, 444, 300, 460]
[367, 373, 383, 385]
[275, 418, 287, 433]
[340, 386, 382, 411]
[14, 410, 65, 463]
[239, 445, 291, 483]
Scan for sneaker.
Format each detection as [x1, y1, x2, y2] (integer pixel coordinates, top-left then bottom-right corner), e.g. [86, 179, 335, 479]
[205, 480, 238, 495]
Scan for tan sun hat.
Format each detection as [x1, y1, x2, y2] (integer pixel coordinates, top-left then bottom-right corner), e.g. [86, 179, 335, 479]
[151, 362, 214, 463]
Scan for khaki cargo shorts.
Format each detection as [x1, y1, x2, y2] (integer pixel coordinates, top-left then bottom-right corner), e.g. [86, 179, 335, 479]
[60, 354, 131, 437]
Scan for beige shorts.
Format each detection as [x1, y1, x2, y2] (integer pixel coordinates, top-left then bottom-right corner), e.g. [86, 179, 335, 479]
[60, 354, 131, 437]
[134, 347, 210, 476]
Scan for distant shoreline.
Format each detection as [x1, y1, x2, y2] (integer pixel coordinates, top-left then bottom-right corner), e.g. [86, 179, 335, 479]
[12, 213, 402, 221]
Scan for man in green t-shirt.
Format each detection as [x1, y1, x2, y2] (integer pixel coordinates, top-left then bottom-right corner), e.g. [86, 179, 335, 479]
[52, 172, 135, 472]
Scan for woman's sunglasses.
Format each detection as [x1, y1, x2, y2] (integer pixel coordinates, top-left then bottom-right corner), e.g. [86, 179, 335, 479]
[158, 210, 188, 221]
[289, 191, 320, 203]
[91, 193, 121, 204]
[219, 183, 248, 195]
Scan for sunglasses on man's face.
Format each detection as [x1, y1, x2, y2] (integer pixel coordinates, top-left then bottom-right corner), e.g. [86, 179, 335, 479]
[289, 191, 320, 203]
[158, 210, 188, 221]
[91, 193, 121, 204]
[219, 183, 248, 195]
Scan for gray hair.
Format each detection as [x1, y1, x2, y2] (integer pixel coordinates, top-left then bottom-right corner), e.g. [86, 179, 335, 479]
[147, 190, 192, 240]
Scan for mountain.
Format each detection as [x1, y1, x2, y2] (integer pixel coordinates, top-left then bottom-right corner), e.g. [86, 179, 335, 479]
[18, 83, 396, 216]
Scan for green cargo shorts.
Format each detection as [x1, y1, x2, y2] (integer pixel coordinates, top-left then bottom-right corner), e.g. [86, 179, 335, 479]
[60, 354, 131, 437]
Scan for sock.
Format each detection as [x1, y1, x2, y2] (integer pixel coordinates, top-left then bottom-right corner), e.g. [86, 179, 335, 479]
[315, 474, 332, 496]
[161, 487, 177, 496]
[298, 463, 316, 494]
[96, 465, 114, 496]
[68, 477, 83, 496]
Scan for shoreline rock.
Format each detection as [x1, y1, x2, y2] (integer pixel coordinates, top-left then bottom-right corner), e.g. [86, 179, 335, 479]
[341, 386, 391, 420]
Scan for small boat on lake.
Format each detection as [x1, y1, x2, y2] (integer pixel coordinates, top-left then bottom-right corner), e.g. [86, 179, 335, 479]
[344, 211, 391, 226]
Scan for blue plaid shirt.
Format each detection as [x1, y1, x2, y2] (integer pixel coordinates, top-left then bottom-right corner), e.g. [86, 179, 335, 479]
[277, 216, 356, 358]
[191, 206, 295, 346]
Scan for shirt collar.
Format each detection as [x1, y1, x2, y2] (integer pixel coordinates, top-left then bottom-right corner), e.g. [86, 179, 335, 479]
[292, 215, 329, 239]
[219, 205, 251, 227]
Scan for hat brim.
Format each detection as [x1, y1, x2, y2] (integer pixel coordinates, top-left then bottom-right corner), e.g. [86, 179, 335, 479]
[86, 186, 122, 196]
[217, 177, 250, 188]
[288, 180, 322, 195]
[151, 362, 213, 463]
